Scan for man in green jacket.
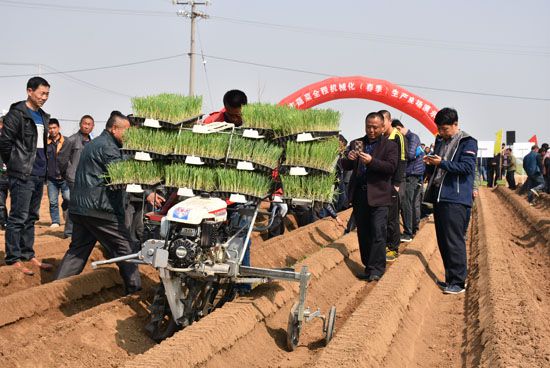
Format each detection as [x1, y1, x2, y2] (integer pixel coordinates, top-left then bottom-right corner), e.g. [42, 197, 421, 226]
[503, 148, 516, 190]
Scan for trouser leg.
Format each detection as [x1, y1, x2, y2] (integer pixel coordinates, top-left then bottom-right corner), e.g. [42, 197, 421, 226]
[46, 179, 61, 224]
[386, 187, 401, 252]
[56, 214, 98, 278]
[0, 177, 8, 227]
[78, 216, 141, 293]
[366, 205, 389, 277]
[353, 190, 371, 269]
[64, 182, 74, 237]
[401, 177, 418, 237]
[5, 176, 33, 264]
[434, 202, 468, 287]
[19, 176, 43, 261]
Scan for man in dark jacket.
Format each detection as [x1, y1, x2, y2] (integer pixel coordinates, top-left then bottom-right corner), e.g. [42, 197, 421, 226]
[392, 119, 425, 242]
[0, 77, 54, 275]
[341, 112, 398, 281]
[379, 110, 407, 262]
[46, 118, 69, 228]
[58, 114, 94, 238]
[424, 107, 477, 295]
[56, 111, 141, 294]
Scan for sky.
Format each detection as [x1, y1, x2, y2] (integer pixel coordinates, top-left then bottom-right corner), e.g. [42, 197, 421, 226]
[1, 0, 549, 148]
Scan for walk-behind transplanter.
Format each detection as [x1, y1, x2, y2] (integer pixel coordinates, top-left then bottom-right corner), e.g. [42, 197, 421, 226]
[91, 191, 336, 351]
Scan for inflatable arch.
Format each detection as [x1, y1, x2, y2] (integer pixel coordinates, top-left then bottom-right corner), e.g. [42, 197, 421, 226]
[278, 76, 439, 135]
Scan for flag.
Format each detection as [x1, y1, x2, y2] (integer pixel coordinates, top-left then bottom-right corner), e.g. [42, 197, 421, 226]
[528, 135, 538, 146]
[494, 129, 503, 155]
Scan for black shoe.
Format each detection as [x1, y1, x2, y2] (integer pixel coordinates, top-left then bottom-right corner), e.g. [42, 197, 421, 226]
[436, 280, 447, 290]
[368, 274, 381, 282]
[400, 234, 413, 243]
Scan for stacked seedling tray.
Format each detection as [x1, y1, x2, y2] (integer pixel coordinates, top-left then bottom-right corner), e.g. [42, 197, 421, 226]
[107, 97, 341, 205]
[240, 103, 341, 205]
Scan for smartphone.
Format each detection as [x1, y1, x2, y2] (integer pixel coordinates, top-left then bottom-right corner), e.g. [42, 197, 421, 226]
[354, 140, 363, 153]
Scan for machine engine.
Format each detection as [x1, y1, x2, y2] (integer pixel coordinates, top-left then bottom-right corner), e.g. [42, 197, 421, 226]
[163, 196, 228, 268]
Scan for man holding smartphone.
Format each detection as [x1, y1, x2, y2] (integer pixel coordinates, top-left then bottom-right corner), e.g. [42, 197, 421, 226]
[423, 108, 477, 295]
[341, 112, 398, 282]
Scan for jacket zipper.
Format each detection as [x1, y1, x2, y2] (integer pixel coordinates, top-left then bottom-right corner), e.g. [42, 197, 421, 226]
[436, 136, 464, 202]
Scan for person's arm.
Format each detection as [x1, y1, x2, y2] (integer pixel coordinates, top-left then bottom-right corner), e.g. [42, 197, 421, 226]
[0, 111, 20, 163]
[391, 135, 406, 187]
[407, 133, 420, 163]
[437, 139, 477, 175]
[57, 135, 74, 177]
[368, 140, 398, 175]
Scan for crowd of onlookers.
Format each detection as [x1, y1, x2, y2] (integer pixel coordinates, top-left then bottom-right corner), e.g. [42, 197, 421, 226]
[476, 142, 550, 203]
[0, 77, 546, 296]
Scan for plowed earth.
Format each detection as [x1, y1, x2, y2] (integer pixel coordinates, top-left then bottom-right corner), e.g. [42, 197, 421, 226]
[0, 187, 548, 367]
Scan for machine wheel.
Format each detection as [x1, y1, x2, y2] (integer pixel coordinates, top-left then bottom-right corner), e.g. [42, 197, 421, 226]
[145, 285, 181, 343]
[324, 305, 336, 346]
[286, 302, 301, 351]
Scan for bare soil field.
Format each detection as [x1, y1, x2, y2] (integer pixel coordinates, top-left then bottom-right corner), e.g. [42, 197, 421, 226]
[0, 187, 548, 367]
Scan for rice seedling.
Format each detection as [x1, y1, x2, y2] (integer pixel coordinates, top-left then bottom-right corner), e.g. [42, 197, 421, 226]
[174, 130, 231, 159]
[227, 136, 283, 169]
[281, 174, 336, 203]
[107, 160, 164, 185]
[284, 137, 339, 172]
[216, 169, 273, 198]
[123, 127, 178, 155]
[131, 93, 203, 123]
[164, 164, 217, 192]
[241, 103, 340, 137]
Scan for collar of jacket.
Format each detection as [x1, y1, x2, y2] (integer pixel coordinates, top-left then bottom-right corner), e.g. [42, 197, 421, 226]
[101, 129, 123, 148]
[47, 134, 65, 152]
[12, 100, 50, 122]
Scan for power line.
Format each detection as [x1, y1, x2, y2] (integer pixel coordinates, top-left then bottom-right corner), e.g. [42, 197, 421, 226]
[0, 53, 187, 78]
[2, 1, 548, 57]
[0, 0, 175, 17]
[2, 53, 548, 102]
[208, 15, 550, 57]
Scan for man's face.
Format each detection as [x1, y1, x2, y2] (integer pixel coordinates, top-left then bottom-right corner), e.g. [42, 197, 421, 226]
[48, 124, 60, 138]
[437, 123, 459, 140]
[79, 118, 94, 135]
[111, 118, 130, 144]
[365, 117, 384, 140]
[27, 85, 50, 108]
[224, 106, 243, 125]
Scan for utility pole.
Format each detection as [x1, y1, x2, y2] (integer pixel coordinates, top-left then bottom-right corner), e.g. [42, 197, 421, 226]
[174, 1, 209, 96]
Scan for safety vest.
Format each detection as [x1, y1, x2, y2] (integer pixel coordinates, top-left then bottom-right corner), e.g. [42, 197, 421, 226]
[389, 128, 406, 161]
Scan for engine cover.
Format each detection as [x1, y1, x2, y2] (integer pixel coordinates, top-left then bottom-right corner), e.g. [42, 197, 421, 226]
[167, 196, 227, 225]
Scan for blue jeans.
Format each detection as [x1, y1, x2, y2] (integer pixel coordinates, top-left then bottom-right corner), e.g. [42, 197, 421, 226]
[526, 174, 545, 202]
[47, 178, 69, 225]
[5, 175, 44, 264]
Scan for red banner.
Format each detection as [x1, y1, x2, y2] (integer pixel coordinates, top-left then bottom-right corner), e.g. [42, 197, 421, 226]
[278, 76, 439, 135]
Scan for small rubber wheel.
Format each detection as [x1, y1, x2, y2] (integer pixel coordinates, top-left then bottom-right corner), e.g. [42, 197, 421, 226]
[286, 302, 301, 351]
[324, 305, 336, 346]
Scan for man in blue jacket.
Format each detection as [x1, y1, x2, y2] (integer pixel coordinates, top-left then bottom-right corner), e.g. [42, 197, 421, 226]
[522, 145, 545, 203]
[423, 108, 477, 295]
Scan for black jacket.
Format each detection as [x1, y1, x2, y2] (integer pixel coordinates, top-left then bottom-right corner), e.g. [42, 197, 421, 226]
[342, 135, 398, 207]
[0, 101, 49, 179]
[69, 129, 125, 222]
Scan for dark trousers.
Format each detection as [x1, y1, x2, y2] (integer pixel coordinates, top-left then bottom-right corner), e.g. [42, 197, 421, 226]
[56, 213, 141, 293]
[401, 176, 422, 237]
[505, 170, 516, 190]
[353, 189, 389, 277]
[64, 182, 74, 238]
[4, 175, 44, 264]
[386, 187, 401, 252]
[487, 166, 499, 187]
[0, 175, 8, 227]
[433, 202, 468, 287]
